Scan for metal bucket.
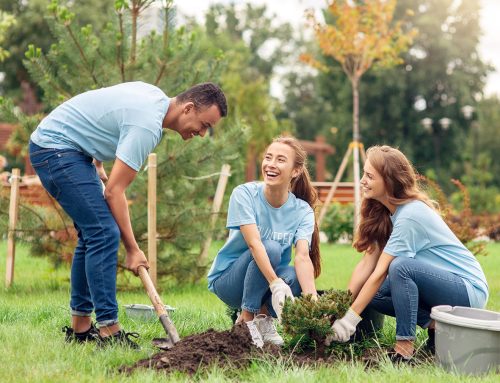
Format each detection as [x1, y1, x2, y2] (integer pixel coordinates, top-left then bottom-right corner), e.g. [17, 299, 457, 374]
[124, 304, 175, 321]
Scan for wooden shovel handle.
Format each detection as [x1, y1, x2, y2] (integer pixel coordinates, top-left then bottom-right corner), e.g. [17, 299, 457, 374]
[138, 266, 167, 316]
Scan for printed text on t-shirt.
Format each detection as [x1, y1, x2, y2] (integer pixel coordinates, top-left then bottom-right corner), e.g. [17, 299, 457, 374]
[258, 226, 293, 245]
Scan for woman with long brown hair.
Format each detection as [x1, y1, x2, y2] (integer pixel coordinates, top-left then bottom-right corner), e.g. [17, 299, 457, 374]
[326, 145, 488, 362]
[208, 136, 321, 346]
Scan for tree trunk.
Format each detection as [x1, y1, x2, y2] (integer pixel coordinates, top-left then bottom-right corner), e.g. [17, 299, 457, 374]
[352, 77, 361, 231]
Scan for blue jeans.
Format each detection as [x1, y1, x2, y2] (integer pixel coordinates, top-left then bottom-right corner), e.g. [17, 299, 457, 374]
[368, 256, 470, 340]
[29, 141, 120, 327]
[212, 240, 301, 316]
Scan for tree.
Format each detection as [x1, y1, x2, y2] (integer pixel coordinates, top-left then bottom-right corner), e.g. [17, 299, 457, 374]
[315, 0, 491, 189]
[0, 0, 245, 282]
[302, 0, 416, 224]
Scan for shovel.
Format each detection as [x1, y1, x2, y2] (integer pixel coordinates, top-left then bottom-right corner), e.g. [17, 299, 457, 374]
[137, 265, 180, 349]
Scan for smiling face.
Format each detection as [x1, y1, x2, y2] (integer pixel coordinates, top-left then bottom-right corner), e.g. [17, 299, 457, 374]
[177, 103, 221, 140]
[261, 142, 300, 187]
[360, 159, 389, 203]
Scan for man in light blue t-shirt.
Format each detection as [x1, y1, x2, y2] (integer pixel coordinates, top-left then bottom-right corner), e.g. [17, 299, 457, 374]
[29, 81, 227, 347]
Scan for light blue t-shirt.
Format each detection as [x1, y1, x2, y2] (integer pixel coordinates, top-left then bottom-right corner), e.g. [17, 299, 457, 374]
[383, 200, 488, 308]
[207, 182, 315, 291]
[31, 81, 170, 171]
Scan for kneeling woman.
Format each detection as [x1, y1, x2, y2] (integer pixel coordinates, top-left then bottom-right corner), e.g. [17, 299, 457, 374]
[327, 145, 488, 361]
[207, 136, 320, 345]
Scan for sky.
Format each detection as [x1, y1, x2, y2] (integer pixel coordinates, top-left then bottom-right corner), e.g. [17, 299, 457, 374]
[175, 0, 500, 99]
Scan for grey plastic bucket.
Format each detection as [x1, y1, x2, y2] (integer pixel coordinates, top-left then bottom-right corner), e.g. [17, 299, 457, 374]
[430, 305, 500, 375]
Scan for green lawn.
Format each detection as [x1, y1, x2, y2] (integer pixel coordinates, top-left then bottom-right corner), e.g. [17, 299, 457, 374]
[1, 241, 499, 382]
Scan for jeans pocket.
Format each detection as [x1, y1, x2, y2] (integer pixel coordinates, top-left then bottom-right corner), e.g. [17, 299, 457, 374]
[30, 159, 49, 168]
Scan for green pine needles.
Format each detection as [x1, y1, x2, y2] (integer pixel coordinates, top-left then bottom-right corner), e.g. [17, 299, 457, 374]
[281, 289, 352, 349]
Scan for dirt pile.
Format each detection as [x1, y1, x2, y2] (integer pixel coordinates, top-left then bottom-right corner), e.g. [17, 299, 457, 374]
[120, 324, 277, 375]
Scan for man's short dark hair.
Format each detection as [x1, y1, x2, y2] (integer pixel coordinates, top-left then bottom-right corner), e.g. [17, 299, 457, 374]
[176, 82, 227, 117]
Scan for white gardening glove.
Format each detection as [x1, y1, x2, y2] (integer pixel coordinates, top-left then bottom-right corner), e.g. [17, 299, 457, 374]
[325, 308, 362, 345]
[269, 278, 294, 321]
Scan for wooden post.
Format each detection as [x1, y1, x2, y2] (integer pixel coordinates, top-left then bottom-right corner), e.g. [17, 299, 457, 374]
[5, 168, 21, 288]
[315, 136, 326, 182]
[198, 164, 231, 265]
[318, 145, 353, 228]
[147, 154, 157, 287]
[360, 142, 367, 164]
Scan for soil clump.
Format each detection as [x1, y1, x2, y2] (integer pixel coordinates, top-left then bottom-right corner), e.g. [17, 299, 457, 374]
[120, 324, 279, 375]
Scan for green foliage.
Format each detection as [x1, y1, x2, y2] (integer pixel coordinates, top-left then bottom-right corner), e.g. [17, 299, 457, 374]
[0, 10, 16, 61]
[321, 203, 354, 243]
[476, 97, 500, 188]
[420, 176, 488, 257]
[281, 289, 352, 350]
[455, 152, 500, 214]
[0, 0, 113, 99]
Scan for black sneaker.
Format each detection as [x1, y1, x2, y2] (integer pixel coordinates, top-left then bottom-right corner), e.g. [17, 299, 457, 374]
[62, 323, 100, 343]
[387, 350, 414, 365]
[423, 328, 436, 355]
[98, 330, 140, 349]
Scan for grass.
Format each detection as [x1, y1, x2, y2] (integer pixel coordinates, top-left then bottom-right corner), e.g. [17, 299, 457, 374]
[0, 241, 499, 382]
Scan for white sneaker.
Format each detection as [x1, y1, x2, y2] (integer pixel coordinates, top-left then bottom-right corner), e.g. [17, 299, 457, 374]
[245, 320, 264, 348]
[253, 314, 284, 346]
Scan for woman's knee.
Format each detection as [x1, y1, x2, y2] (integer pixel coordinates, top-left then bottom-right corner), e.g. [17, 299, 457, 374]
[278, 267, 301, 296]
[261, 239, 282, 266]
[388, 256, 412, 278]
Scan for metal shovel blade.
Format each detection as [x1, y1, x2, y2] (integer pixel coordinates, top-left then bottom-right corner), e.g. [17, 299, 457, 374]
[152, 313, 180, 350]
[152, 337, 175, 350]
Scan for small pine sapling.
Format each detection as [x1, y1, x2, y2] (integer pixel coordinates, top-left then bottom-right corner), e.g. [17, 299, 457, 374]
[281, 289, 352, 352]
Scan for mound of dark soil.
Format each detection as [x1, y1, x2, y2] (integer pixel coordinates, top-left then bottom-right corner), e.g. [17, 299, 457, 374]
[120, 324, 278, 375]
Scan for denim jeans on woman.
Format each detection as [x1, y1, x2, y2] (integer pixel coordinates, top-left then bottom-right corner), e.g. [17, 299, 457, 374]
[212, 239, 301, 316]
[367, 256, 470, 340]
[29, 141, 120, 327]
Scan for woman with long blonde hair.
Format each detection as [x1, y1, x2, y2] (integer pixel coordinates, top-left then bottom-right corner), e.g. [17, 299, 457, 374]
[208, 136, 320, 346]
[326, 145, 488, 362]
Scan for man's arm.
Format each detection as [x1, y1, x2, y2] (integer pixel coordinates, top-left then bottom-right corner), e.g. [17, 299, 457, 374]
[294, 239, 317, 296]
[105, 158, 148, 274]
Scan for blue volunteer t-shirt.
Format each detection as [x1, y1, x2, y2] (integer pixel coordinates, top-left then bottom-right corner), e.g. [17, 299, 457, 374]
[207, 182, 315, 291]
[30, 81, 170, 171]
[383, 200, 489, 308]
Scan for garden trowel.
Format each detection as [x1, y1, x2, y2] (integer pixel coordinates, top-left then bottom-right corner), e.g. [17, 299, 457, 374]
[137, 265, 180, 349]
